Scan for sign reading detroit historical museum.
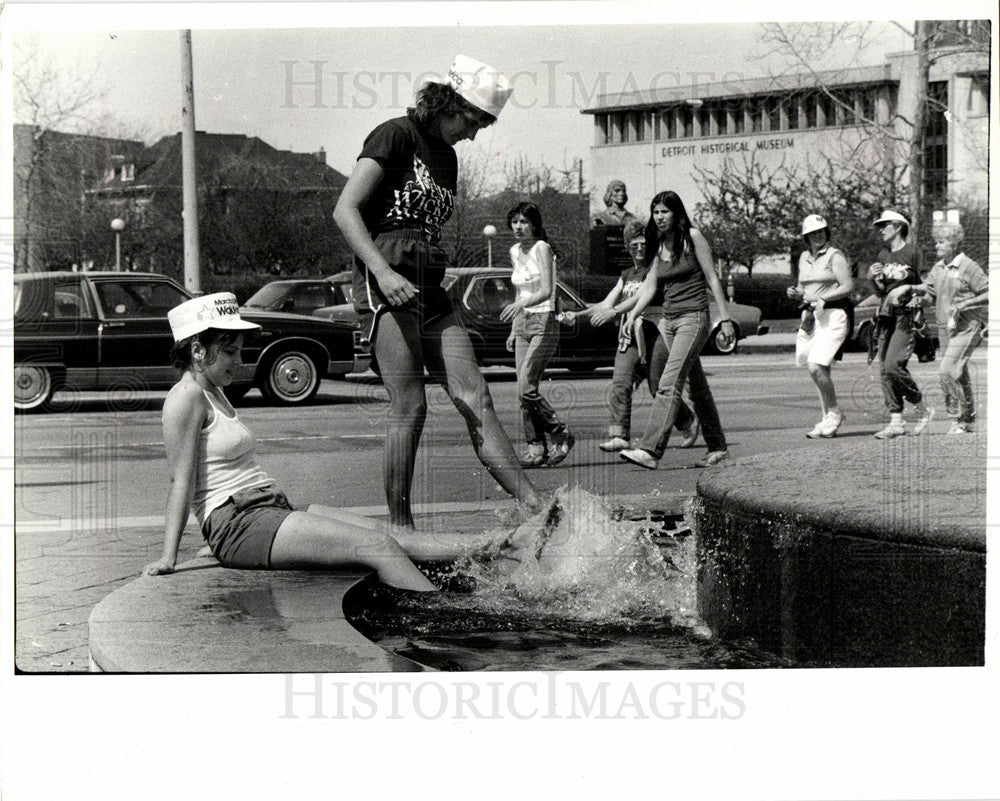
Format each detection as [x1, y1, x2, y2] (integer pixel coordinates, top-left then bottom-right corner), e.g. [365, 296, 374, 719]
[658, 136, 796, 159]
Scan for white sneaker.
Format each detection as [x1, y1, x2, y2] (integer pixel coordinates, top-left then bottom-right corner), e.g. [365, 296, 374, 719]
[874, 414, 906, 439]
[806, 415, 829, 439]
[598, 436, 630, 452]
[696, 450, 728, 467]
[948, 421, 974, 435]
[819, 410, 844, 438]
[912, 408, 935, 436]
[874, 422, 906, 439]
[677, 418, 700, 449]
[619, 448, 658, 470]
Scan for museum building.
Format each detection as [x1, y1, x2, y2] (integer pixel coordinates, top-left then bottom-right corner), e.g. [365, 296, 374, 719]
[580, 23, 989, 221]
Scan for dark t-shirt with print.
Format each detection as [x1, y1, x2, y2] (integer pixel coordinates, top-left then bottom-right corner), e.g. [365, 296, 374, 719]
[358, 115, 457, 244]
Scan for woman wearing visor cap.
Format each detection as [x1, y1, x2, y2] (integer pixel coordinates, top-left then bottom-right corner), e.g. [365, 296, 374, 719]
[867, 209, 933, 439]
[787, 214, 854, 438]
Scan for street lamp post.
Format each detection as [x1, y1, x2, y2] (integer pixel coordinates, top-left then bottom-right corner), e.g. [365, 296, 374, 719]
[483, 224, 497, 269]
[110, 218, 125, 272]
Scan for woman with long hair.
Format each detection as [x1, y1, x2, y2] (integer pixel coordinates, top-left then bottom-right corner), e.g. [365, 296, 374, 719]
[561, 219, 699, 452]
[619, 191, 734, 470]
[333, 55, 542, 526]
[499, 201, 574, 467]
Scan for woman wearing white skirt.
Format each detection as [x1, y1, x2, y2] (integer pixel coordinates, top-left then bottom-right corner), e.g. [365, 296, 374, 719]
[787, 214, 854, 438]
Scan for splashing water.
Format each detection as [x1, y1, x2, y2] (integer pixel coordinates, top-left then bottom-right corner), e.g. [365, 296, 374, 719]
[443, 486, 703, 630]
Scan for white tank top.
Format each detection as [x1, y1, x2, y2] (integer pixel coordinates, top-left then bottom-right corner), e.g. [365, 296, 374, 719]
[510, 240, 556, 314]
[187, 388, 275, 524]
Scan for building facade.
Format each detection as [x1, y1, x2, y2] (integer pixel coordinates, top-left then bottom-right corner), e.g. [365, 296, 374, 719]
[581, 23, 989, 224]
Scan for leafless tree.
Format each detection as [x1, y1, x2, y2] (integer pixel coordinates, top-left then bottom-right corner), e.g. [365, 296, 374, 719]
[12, 40, 111, 270]
[757, 20, 990, 249]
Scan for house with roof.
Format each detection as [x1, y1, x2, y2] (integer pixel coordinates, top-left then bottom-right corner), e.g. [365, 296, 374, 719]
[14, 125, 351, 284]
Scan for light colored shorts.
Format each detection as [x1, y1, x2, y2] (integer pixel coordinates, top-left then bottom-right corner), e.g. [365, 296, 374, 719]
[795, 308, 849, 367]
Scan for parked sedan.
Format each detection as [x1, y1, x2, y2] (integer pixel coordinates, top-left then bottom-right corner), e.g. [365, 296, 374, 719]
[13, 271, 369, 412]
[315, 267, 766, 370]
[243, 272, 353, 316]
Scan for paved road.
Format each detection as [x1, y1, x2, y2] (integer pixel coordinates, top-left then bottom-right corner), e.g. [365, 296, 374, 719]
[13, 347, 989, 671]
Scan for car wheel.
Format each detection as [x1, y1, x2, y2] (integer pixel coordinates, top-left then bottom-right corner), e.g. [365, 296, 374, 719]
[856, 322, 873, 352]
[705, 324, 739, 355]
[224, 383, 252, 404]
[14, 365, 56, 412]
[260, 349, 320, 404]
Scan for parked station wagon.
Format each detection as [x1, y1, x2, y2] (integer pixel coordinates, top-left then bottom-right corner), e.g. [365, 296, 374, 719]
[13, 271, 370, 411]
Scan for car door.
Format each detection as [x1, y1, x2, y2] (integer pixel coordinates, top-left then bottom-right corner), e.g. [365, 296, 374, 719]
[14, 276, 102, 387]
[90, 277, 192, 390]
[553, 282, 617, 366]
[460, 273, 518, 365]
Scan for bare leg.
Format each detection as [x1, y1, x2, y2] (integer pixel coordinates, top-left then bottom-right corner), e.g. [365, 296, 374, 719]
[424, 316, 542, 512]
[306, 503, 508, 560]
[373, 313, 428, 528]
[807, 362, 838, 415]
[269, 510, 437, 591]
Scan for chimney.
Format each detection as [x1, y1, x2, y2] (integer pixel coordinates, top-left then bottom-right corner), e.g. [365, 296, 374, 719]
[315, 147, 326, 164]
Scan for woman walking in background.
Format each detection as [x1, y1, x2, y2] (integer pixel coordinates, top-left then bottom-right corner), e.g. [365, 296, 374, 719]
[333, 55, 542, 526]
[867, 210, 933, 439]
[787, 214, 854, 438]
[618, 191, 734, 470]
[562, 219, 699, 452]
[499, 202, 574, 468]
[887, 222, 988, 434]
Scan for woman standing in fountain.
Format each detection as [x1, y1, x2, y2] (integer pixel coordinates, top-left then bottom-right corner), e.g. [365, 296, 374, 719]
[143, 294, 507, 590]
[590, 180, 636, 227]
[333, 55, 542, 526]
[618, 191, 734, 470]
[499, 202, 574, 468]
[562, 219, 699, 452]
[867, 210, 933, 439]
[786, 214, 854, 438]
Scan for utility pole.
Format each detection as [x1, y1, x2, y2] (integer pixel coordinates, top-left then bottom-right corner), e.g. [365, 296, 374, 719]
[180, 30, 201, 293]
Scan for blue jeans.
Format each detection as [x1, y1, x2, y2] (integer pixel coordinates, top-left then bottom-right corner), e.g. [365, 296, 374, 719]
[514, 311, 566, 444]
[637, 310, 726, 458]
[609, 339, 694, 439]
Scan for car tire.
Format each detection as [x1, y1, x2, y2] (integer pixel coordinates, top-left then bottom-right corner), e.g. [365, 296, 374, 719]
[856, 322, 874, 352]
[14, 365, 57, 412]
[704, 324, 739, 355]
[260, 349, 320, 405]
[223, 383, 253, 404]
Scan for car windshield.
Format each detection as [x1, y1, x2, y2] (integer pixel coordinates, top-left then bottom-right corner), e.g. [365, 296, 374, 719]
[244, 283, 293, 308]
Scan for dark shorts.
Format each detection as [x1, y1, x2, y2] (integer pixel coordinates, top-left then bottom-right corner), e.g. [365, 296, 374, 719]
[353, 229, 454, 346]
[202, 487, 295, 569]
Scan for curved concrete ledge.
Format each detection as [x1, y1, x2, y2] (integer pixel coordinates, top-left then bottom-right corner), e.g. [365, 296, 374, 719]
[694, 436, 987, 667]
[88, 556, 425, 673]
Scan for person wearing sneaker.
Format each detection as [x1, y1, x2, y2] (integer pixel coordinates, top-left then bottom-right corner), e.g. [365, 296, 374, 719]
[618, 191, 733, 470]
[561, 220, 700, 454]
[500, 202, 575, 467]
[787, 215, 854, 439]
[888, 221, 988, 436]
[867, 210, 933, 439]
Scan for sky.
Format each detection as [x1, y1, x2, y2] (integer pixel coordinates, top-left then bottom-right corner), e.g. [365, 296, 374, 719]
[10, 10, 917, 187]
